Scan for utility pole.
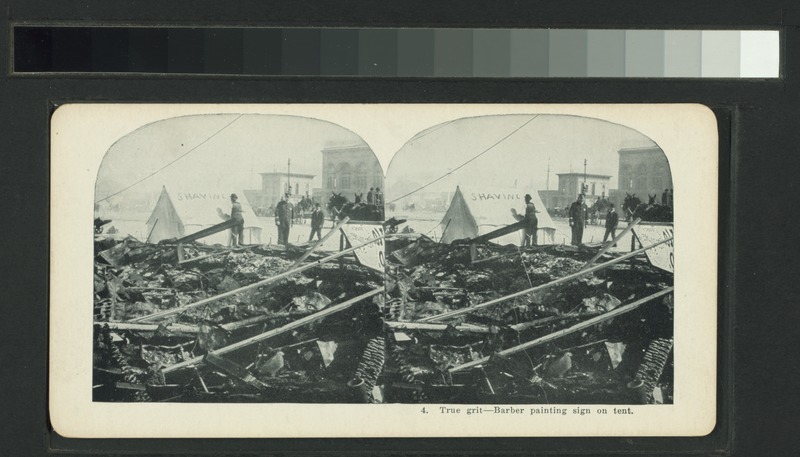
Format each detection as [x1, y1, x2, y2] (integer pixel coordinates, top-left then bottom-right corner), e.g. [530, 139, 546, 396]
[287, 158, 292, 195]
[583, 158, 587, 195]
[546, 157, 550, 190]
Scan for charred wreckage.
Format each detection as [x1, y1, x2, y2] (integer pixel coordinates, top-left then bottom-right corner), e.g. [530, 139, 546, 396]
[93, 214, 674, 405]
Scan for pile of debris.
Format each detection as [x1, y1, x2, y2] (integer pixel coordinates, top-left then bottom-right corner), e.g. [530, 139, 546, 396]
[93, 236, 384, 403]
[381, 234, 674, 405]
[93, 228, 674, 405]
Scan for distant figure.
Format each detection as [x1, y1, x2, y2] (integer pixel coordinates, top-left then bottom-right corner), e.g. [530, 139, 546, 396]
[512, 193, 539, 247]
[569, 194, 588, 246]
[375, 188, 384, 219]
[603, 203, 619, 247]
[230, 193, 245, 247]
[309, 203, 325, 242]
[668, 188, 674, 208]
[366, 187, 375, 205]
[661, 189, 668, 206]
[275, 193, 293, 245]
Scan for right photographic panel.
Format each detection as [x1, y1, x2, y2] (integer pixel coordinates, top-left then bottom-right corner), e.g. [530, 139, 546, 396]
[382, 112, 683, 406]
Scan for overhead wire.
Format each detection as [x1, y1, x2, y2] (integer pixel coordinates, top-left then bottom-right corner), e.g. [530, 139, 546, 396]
[404, 119, 457, 146]
[387, 115, 539, 205]
[95, 114, 245, 203]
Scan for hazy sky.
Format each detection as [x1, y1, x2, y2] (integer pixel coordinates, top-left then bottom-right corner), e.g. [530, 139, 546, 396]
[95, 114, 368, 202]
[95, 112, 659, 208]
[385, 114, 658, 203]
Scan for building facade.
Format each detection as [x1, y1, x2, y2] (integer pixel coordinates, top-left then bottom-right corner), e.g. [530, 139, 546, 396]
[557, 172, 612, 199]
[615, 146, 672, 201]
[320, 143, 384, 203]
[260, 171, 315, 210]
[539, 172, 612, 210]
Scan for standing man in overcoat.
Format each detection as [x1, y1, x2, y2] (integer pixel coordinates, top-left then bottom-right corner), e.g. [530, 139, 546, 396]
[309, 202, 324, 242]
[275, 193, 293, 245]
[603, 203, 619, 246]
[569, 194, 588, 246]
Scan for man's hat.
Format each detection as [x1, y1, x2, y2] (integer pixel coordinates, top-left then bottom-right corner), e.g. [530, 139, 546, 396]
[230, 193, 238, 199]
[524, 193, 532, 200]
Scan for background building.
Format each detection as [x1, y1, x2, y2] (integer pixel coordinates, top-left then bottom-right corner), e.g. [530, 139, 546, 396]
[321, 142, 384, 203]
[539, 172, 612, 210]
[260, 171, 315, 210]
[611, 146, 672, 203]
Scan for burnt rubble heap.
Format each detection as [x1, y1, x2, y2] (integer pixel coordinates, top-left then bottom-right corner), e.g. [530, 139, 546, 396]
[382, 235, 674, 405]
[93, 236, 384, 403]
[93, 232, 673, 404]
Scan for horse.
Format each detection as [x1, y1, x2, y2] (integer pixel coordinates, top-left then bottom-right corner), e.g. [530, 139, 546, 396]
[623, 193, 673, 223]
[622, 192, 674, 250]
[327, 192, 383, 222]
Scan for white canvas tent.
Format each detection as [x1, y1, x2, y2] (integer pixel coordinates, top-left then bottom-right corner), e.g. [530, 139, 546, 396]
[438, 186, 556, 245]
[145, 187, 263, 245]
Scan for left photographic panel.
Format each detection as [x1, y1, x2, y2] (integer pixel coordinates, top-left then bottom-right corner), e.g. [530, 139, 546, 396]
[84, 110, 386, 403]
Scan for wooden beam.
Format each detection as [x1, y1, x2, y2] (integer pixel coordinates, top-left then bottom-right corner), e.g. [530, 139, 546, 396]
[162, 287, 384, 375]
[288, 216, 350, 269]
[94, 321, 200, 333]
[580, 218, 641, 271]
[178, 249, 217, 265]
[467, 220, 526, 245]
[448, 287, 674, 373]
[204, 353, 267, 389]
[96, 310, 313, 334]
[385, 321, 491, 334]
[219, 312, 311, 332]
[175, 219, 238, 244]
[130, 234, 384, 323]
[508, 313, 597, 332]
[419, 236, 673, 323]
[243, 217, 353, 297]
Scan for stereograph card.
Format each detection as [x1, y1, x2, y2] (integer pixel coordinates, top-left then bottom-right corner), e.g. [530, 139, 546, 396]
[49, 104, 717, 438]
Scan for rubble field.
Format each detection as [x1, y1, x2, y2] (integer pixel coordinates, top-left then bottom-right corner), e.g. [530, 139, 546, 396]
[93, 232, 673, 404]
